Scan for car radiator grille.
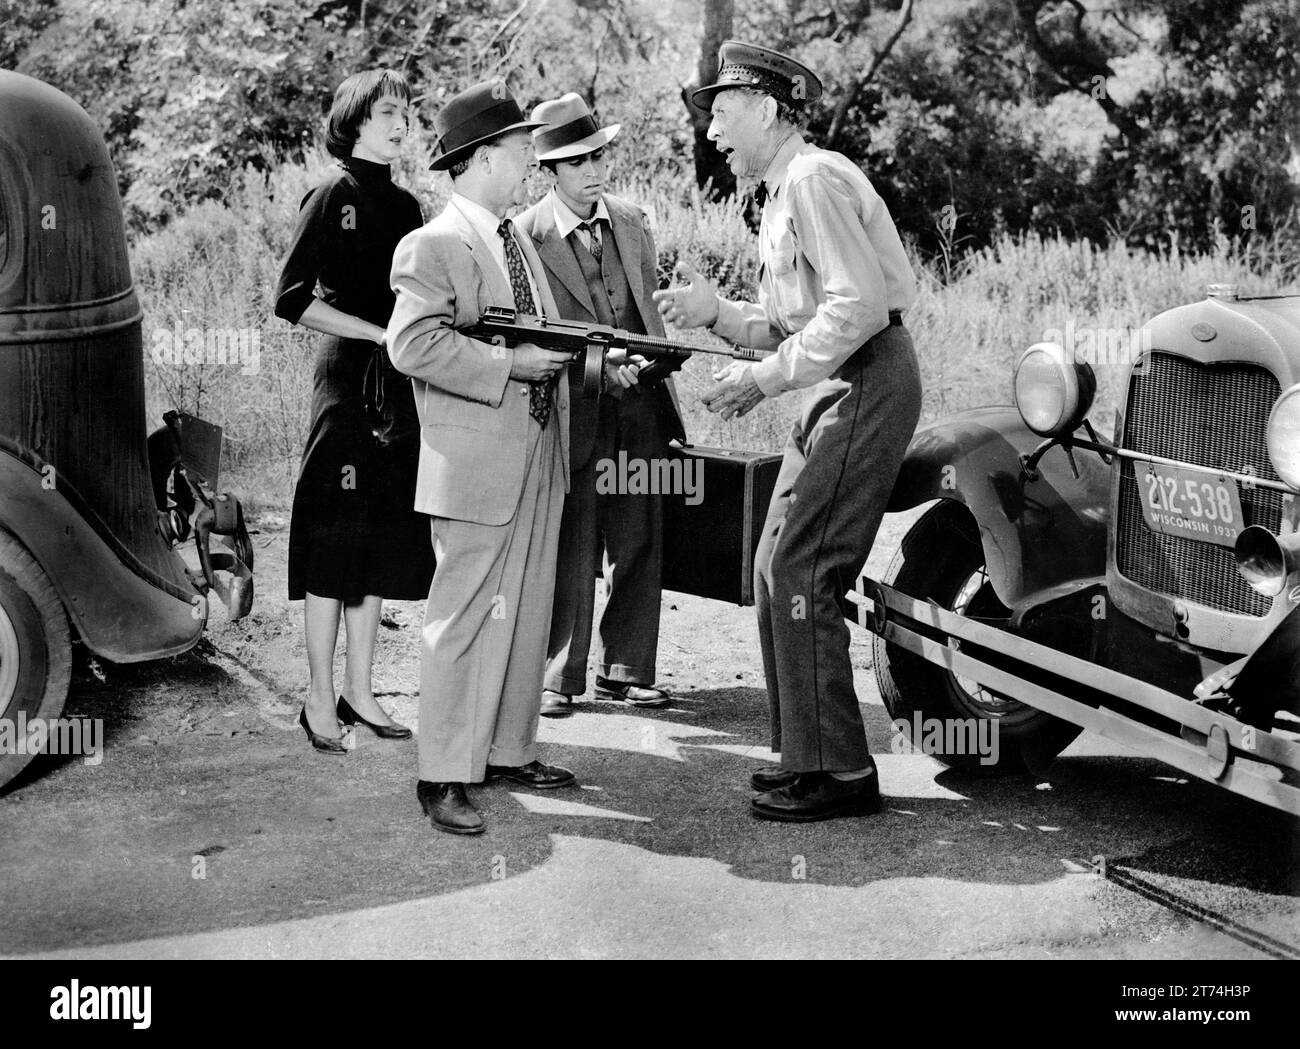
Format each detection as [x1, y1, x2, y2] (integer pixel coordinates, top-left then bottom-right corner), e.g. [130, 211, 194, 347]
[1116, 352, 1283, 617]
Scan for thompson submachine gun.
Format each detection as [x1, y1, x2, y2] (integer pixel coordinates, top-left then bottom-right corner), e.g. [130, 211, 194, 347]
[462, 306, 771, 397]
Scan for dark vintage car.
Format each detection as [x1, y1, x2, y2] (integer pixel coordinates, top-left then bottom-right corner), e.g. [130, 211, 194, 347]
[852, 284, 1300, 816]
[0, 70, 253, 789]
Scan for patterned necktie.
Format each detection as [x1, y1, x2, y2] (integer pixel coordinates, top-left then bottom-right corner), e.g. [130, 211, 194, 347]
[498, 218, 551, 428]
[580, 219, 603, 264]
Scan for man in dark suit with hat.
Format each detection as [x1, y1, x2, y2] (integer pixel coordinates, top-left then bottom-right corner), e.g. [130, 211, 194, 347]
[386, 80, 579, 835]
[515, 93, 687, 719]
[655, 42, 924, 822]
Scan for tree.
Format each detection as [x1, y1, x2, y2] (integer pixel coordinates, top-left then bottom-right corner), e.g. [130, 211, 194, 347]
[16, 0, 539, 228]
[680, 0, 735, 200]
[825, 0, 914, 148]
[1013, 0, 1300, 251]
[0, 0, 60, 69]
[1010, 0, 1141, 141]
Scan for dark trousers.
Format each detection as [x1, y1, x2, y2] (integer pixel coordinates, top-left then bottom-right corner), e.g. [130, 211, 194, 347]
[754, 324, 922, 771]
[545, 385, 668, 694]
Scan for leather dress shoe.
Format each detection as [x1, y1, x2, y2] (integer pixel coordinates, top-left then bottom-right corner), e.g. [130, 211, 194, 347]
[751, 770, 881, 822]
[337, 695, 412, 739]
[486, 760, 576, 789]
[539, 690, 574, 718]
[750, 765, 799, 792]
[595, 677, 671, 707]
[417, 781, 485, 835]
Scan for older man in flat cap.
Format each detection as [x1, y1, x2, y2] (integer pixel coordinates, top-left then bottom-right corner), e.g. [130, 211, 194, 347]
[515, 93, 687, 720]
[387, 80, 579, 835]
[656, 41, 923, 822]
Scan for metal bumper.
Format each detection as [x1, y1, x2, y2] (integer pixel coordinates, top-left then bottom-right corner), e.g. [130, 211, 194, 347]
[850, 576, 1300, 817]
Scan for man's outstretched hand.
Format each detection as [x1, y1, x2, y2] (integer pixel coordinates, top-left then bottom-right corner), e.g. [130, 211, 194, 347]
[653, 263, 720, 330]
[701, 361, 765, 420]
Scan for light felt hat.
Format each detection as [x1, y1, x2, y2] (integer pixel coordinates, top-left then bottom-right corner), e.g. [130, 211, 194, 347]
[530, 93, 621, 162]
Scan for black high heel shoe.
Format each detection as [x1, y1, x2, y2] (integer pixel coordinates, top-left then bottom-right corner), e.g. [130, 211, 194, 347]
[337, 695, 412, 740]
[299, 707, 348, 754]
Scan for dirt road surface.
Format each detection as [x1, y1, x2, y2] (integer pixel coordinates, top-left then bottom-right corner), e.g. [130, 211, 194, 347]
[2, 511, 1298, 959]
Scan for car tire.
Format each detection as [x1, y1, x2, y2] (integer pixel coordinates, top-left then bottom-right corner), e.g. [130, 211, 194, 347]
[0, 528, 72, 790]
[872, 501, 1081, 774]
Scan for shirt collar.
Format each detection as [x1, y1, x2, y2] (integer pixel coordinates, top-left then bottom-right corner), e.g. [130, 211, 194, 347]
[551, 191, 611, 240]
[761, 132, 809, 201]
[451, 192, 509, 244]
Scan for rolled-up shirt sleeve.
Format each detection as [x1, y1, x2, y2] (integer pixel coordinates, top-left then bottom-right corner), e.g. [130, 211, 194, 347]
[711, 295, 785, 350]
[748, 171, 891, 397]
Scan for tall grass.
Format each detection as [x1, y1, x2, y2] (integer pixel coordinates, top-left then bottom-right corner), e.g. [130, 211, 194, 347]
[131, 160, 324, 510]
[907, 227, 1299, 435]
[129, 159, 1299, 508]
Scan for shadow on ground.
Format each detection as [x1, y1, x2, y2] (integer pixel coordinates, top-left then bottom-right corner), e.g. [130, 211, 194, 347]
[1, 637, 1297, 953]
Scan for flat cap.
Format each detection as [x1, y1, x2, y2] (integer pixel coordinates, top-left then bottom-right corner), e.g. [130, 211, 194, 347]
[690, 40, 823, 109]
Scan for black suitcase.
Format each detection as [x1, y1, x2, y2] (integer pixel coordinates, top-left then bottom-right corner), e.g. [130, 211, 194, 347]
[660, 443, 783, 606]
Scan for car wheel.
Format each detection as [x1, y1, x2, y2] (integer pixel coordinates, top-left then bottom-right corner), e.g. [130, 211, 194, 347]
[0, 529, 72, 790]
[872, 501, 1080, 774]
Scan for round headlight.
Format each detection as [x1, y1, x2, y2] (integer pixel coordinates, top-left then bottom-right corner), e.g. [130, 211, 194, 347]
[1266, 383, 1300, 490]
[1014, 342, 1096, 437]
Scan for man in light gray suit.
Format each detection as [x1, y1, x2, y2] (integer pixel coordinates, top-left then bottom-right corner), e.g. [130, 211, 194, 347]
[515, 93, 688, 719]
[387, 80, 579, 835]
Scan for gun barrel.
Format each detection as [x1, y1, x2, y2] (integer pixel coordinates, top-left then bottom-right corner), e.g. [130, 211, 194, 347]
[465, 308, 769, 364]
[622, 332, 767, 362]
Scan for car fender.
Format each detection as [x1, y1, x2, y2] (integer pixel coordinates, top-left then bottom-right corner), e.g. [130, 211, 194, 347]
[1227, 604, 1300, 713]
[887, 405, 1111, 608]
[0, 447, 205, 662]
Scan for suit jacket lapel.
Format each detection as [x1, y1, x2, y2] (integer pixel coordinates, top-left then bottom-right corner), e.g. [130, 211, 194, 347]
[607, 199, 644, 310]
[516, 231, 559, 319]
[531, 193, 597, 319]
[448, 200, 513, 310]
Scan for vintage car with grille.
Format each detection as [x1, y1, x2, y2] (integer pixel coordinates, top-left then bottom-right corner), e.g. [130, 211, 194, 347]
[0, 70, 254, 790]
[852, 284, 1300, 816]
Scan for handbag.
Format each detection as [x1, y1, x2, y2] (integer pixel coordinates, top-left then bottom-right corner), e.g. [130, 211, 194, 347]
[361, 342, 418, 447]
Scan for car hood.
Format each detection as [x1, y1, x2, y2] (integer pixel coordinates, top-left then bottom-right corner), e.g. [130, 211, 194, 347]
[1142, 293, 1300, 389]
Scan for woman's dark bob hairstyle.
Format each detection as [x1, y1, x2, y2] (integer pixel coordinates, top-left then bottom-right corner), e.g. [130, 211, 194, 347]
[325, 69, 412, 160]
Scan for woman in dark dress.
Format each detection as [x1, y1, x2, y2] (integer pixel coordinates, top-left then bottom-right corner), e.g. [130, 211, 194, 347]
[274, 69, 434, 753]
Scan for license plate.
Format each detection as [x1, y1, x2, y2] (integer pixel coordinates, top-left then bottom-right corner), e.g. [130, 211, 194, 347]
[1134, 460, 1244, 549]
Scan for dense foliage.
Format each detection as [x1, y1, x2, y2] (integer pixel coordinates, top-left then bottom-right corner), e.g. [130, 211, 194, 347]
[4, 0, 1295, 259]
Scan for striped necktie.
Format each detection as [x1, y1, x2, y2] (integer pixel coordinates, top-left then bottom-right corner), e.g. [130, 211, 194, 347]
[580, 219, 603, 264]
